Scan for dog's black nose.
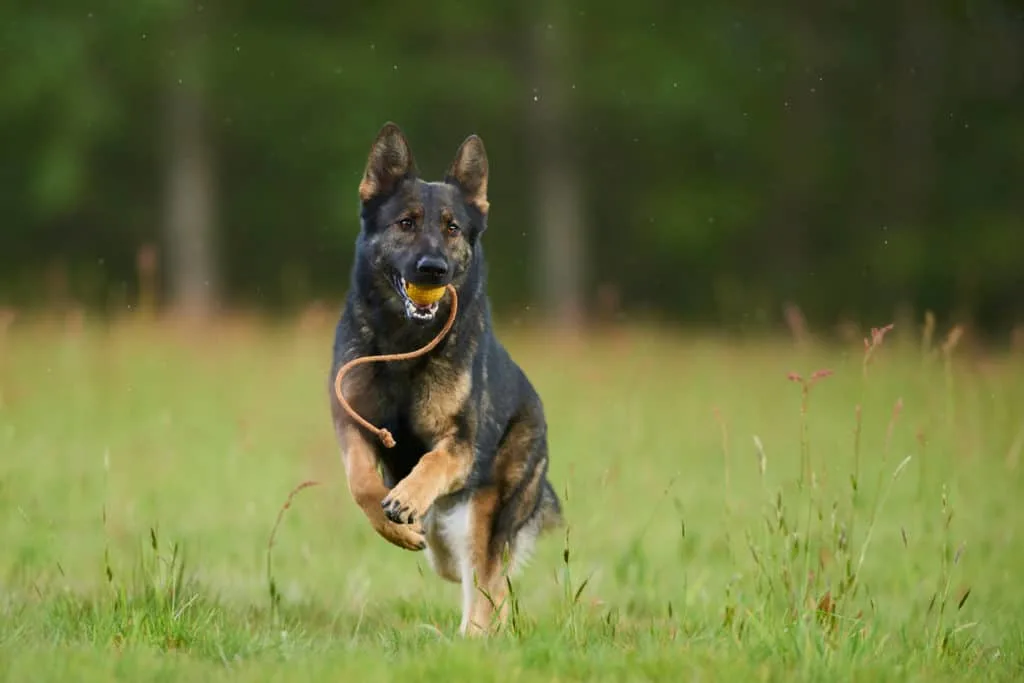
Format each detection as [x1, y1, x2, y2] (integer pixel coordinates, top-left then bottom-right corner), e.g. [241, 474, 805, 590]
[415, 255, 448, 278]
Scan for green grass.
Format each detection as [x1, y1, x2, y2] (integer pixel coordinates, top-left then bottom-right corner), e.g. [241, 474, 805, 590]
[1, 312, 1023, 681]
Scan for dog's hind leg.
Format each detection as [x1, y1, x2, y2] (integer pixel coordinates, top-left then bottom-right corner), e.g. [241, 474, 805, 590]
[421, 494, 467, 584]
[459, 490, 547, 637]
[417, 488, 498, 635]
[460, 486, 509, 637]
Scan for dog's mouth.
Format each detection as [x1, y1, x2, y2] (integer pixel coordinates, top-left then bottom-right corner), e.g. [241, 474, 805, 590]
[392, 275, 446, 323]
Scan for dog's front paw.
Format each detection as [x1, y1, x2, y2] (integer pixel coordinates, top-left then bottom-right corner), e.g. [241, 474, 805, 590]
[376, 517, 426, 551]
[381, 477, 434, 525]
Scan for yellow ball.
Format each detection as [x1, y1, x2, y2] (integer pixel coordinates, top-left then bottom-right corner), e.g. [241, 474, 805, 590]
[404, 282, 446, 306]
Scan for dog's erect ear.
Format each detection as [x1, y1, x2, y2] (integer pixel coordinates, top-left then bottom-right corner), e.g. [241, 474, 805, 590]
[359, 122, 417, 203]
[445, 134, 489, 215]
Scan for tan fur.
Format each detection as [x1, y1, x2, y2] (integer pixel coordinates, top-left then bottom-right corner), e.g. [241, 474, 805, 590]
[464, 488, 509, 636]
[381, 439, 474, 524]
[512, 456, 547, 526]
[334, 422, 426, 551]
[381, 365, 476, 523]
[357, 178, 377, 204]
[412, 366, 472, 438]
[493, 418, 535, 491]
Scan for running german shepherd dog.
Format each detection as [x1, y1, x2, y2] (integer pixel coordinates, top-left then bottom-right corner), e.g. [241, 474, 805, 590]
[328, 122, 563, 636]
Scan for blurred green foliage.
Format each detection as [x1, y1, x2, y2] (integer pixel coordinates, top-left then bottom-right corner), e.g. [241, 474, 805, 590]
[1, 1, 1022, 332]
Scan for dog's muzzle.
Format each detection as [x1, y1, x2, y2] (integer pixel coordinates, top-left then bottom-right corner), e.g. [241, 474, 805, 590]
[393, 274, 446, 323]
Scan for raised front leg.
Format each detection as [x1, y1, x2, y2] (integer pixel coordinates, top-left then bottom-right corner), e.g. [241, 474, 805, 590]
[335, 420, 426, 551]
[380, 436, 474, 525]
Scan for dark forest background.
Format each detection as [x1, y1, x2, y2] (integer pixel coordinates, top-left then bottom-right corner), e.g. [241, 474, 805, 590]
[2, 1, 1022, 337]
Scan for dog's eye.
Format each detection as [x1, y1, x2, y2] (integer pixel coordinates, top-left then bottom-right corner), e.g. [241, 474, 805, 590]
[397, 217, 415, 230]
[446, 222, 461, 237]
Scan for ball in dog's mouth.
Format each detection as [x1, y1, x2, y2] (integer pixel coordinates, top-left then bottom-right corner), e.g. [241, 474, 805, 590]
[399, 278, 445, 322]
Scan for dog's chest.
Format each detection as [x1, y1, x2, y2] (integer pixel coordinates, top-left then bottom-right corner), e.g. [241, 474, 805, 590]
[375, 361, 469, 442]
[371, 362, 470, 484]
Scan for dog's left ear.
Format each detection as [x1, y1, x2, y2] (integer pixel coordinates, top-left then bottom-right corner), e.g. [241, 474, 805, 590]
[445, 134, 489, 216]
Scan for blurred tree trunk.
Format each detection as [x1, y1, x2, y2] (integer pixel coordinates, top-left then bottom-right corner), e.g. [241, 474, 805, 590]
[161, 3, 219, 319]
[764, 9, 825, 313]
[887, 0, 942, 315]
[527, 2, 585, 331]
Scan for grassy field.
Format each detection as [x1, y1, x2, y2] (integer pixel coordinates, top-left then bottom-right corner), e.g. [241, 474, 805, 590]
[1, 311, 1022, 681]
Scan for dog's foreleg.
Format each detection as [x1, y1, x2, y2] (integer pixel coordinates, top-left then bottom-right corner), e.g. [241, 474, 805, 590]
[335, 420, 426, 551]
[380, 436, 473, 526]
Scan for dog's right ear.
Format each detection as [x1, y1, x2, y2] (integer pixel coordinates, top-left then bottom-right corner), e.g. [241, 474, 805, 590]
[358, 122, 417, 203]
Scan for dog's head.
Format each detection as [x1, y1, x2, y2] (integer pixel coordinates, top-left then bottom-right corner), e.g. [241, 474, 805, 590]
[354, 122, 489, 325]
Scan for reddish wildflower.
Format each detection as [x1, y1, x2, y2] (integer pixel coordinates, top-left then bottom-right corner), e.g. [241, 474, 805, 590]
[810, 369, 834, 384]
[892, 397, 904, 419]
[863, 321, 895, 376]
[942, 325, 964, 356]
[817, 590, 836, 623]
[866, 323, 895, 349]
